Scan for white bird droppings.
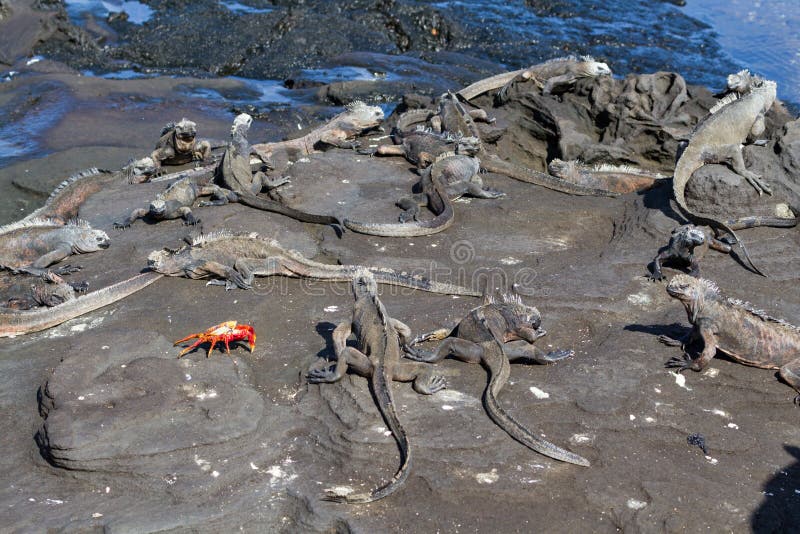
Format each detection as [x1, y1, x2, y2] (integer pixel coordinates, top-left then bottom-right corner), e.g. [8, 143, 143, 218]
[627, 499, 648, 510]
[669, 371, 691, 390]
[475, 469, 499, 484]
[529, 387, 550, 399]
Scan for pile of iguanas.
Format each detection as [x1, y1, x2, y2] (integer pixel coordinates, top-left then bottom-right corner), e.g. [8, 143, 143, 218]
[2, 54, 800, 505]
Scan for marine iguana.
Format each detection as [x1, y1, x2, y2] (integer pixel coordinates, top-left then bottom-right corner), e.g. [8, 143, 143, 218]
[147, 231, 481, 296]
[114, 176, 238, 229]
[672, 78, 778, 276]
[307, 270, 447, 503]
[404, 293, 590, 466]
[251, 101, 384, 159]
[548, 159, 668, 194]
[151, 118, 212, 169]
[0, 219, 109, 277]
[369, 127, 481, 167]
[661, 274, 800, 402]
[213, 113, 343, 230]
[649, 215, 798, 280]
[4, 271, 87, 310]
[457, 55, 612, 102]
[344, 152, 504, 237]
[0, 273, 162, 337]
[396, 92, 618, 197]
[18, 168, 116, 225]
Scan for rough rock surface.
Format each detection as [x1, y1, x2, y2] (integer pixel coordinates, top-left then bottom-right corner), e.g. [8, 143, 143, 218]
[1, 2, 800, 530]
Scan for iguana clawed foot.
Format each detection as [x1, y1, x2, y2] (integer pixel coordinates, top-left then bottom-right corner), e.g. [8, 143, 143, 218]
[403, 346, 437, 363]
[51, 264, 82, 276]
[205, 276, 250, 290]
[306, 363, 342, 384]
[538, 348, 574, 364]
[657, 334, 684, 347]
[665, 353, 700, 372]
[413, 373, 447, 394]
[113, 221, 131, 230]
[741, 170, 772, 196]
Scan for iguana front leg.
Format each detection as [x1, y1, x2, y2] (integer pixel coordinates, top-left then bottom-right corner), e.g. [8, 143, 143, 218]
[464, 182, 505, 199]
[665, 319, 717, 371]
[392, 361, 447, 394]
[503, 340, 574, 365]
[777, 359, 800, 405]
[396, 194, 427, 222]
[184, 260, 251, 289]
[114, 207, 150, 229]
[29, 246, 76, 271]
[702, 143, 772, 195]
[307, 320, 373, 383]
[175, 207, 200, 226]
[405, 337, 484, 364]
[197, 185, 239, 207]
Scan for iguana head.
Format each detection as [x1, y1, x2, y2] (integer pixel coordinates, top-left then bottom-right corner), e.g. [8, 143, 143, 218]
[351, 268, 378, 299]
[455, 136, 481, 156]
[68, 222, 110, 253]
[147, 248, 181, 274]
[173, 118, 198, 153]
[577, 56, 612, 77]
[490, 292, 543, 337]
[342, 101, 384, 129]
[231, 113, 253, 138]
[672, 225, 706, 247]
[149, 199, 167, 217]
[666, 274, 718, 322]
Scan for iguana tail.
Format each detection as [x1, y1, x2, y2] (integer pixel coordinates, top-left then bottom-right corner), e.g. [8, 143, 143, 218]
[236, 193, 344, 232]
[457, 69, 526, 101]
[481, 155, 620, 197]
[726, 213, 799, 230]
[324, 354, 411, 503]
[673, 147, 767, 276]
[343, 172, 456, 237]
[279, 256, 481, 297]
[477, 311, 590, 467]
[0, 273, 163, 337]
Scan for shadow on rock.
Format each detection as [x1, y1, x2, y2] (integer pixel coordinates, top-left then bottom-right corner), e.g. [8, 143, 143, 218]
[751, 445, 800, 531]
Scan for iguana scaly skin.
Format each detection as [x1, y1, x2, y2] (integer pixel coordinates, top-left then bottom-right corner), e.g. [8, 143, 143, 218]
[662, 274, 800, 402]
[251, 101, 384, 159]
[147, 231, 480, 296]
[344, 152, 503, 236]
[650, 214, 798, 280]
[399, 92, 618, 197]
[0, 273, 162, 337]
[548, 159, 668, 194]
[370, 128, 481, 167]
[672, 79, 778, 276]
[307, 270, 447, 503]
[151, 118, 212, 169]
[114, 176, 237, 229]
[457, 55, 612, 102]
[405, 293, 590, 466]
[18, 168, 119, 225]
[0, 219, 109, 276]
[214, 113, 343, 230]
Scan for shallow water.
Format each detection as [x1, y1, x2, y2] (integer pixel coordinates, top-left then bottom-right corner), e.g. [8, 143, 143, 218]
[65, 0, 153, 25]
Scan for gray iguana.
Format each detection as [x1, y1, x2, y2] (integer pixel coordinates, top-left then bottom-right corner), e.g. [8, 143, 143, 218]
[151, 118, 212, 169]
[0, 273, 162, 337]
[672, 79, 778, 276]
[548, 159, 669, 194]
[147, 231, 480, 296]
[214, 113, 344, 230]
[114, 176, 238, 229]
[457, 55, 612, 102]
[251, 101, 384, 159]
[661, 274, 800, 402]
[0, 219, 109, 277]
[397, 92, 618, 197]
[344, 152, 503, 236]
[307, 270, 447, 503]
[649, 214, 798, 280]
[404, 293, 590, 466]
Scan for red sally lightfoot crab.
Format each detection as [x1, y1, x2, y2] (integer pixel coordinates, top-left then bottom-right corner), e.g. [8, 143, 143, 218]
[174, 320, 256, 358]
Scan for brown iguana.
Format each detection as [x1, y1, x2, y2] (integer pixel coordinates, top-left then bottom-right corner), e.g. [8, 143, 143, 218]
[672, 79, 778, 276]
[398, 92, 618, 197]
[4, 271, 87, 310]
[114, 176, 238, 229]
[344, 152, 503, 236]
[213, 113, 343, 230]
[369, 128, 481, 167]
[661, 274, 800, 402]
[147, 231, 481, 296]
[251, 101, 384, 159]
[0, 272, 162, 337]
[0, 219, 109, 276]
[151, 118, 212, 169]
[548, 159, 669, 194]
[649, 214, 798, 280]
[404, 293, 590, 466]
[18, 168, 117, 225]
[307, 270, 447, 503]
[457, 55, 612, 102]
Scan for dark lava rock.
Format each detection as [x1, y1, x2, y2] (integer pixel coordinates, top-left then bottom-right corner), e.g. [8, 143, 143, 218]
[36, 329, 267, 496]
